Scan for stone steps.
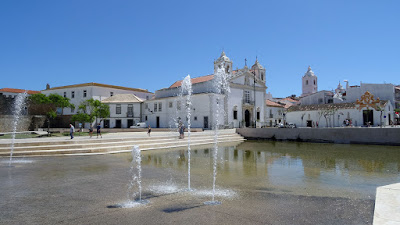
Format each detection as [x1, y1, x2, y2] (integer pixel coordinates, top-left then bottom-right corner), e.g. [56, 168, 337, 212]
[1, 131, 244, 157]
[0, 134, 238, 152]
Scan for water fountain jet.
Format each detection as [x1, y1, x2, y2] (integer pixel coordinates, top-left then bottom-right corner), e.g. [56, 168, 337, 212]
[9, 91, 28, 166]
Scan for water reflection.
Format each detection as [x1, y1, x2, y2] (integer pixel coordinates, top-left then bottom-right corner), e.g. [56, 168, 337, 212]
[141, 140, 400, 198]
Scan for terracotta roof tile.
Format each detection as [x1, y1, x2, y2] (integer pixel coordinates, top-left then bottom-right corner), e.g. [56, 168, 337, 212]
[169, 75, 214, 88]
[265, 99, 284, 107]
[0, 88, 40, 95]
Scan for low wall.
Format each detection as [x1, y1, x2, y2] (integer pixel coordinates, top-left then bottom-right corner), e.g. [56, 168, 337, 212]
[236, 127, 400, 146]
[0, 115, 46, 132]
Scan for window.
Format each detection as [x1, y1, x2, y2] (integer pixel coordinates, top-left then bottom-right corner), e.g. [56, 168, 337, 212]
[306, 80, 308, 85]
[233, 110, 238, 120]
[63, 92, 66, 98]
[158, 102, 162, 112]
[194, 116, 197, 121]
[71, 107, 74, 113]
[145, 103, 148, 109]
[257, 111, 260, 120]
[71, 91, 75, 98]
[116, 104, 121, 114]
[318, 98, 323, 103]
[244, 91, 250, 103]
[110, 92, 114, 97]
[146, 96, 149, 100]
[314, 80, 316, 85]
[177, 101, 181, 110]
[261, 72, 264, 80]
[83, 90, 87, 98]
[145, 116, 147, 121]
[154, 103, 157, 112]
[127, 104, 133, 116]
[169, 102, 173, 108]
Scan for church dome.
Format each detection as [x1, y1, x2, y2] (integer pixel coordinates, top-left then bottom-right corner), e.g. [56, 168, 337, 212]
[304, 66, 315, 77]
[216, 51, 231, 63]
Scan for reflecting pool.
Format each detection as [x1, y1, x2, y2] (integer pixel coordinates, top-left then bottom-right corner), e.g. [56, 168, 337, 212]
[1, 140, 399, 224]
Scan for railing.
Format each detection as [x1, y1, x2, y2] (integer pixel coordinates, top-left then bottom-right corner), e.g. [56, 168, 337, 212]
[242, 99, 255, 105]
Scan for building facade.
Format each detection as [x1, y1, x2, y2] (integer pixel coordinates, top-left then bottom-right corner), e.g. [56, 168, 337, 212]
[41, 82, 153, 116]
[142, 52, 268, 129]
[101, 94, 143, 128]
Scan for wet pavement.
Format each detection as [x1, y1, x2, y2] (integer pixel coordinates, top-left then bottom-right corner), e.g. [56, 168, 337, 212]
[1, 140, 399, 224]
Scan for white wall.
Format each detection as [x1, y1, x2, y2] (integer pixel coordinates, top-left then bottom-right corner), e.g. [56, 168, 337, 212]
[286, 102, 394, 127]
[264, 106, 284, 127]
[142, 93, 225, 129]
[42, 85, 153, 115]
[343, 83, 395, 104]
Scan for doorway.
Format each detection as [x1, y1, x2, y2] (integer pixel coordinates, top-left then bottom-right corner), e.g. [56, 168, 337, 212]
[306, 120, 312, 127]
[363, 110, 373, 126]
[115, 119, 121, 128]
[156, 116, 160, 128]
[127, 119, 134, 128]
[245, 110, 250, 127]
[104, 120, 110, 128]
[204, 116, 208, 129]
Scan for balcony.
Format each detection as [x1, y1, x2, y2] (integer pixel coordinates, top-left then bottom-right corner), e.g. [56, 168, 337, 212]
[126, 112, 134, 118]
[242, 99, 255, 105]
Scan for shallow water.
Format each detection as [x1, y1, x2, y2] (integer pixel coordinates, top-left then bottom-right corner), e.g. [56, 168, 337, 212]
[1, 140, 399, 224]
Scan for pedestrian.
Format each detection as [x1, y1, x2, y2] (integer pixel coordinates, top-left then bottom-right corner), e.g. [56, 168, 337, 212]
[147, 125, 151, 137]
[180, 123, 185, 139]
[69, 124, 74, 139]
[89, 124, 93, 138]
[97, 123, 102, 138]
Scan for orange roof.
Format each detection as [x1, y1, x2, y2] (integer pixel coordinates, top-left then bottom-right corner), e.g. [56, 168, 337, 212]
[265, 99, 284, 107]
[0, 88, 40, 95]
[169, 75, 214, 88]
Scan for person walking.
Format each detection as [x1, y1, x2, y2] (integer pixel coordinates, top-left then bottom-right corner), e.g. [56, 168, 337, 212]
[180, 123, 185, 139]
[97, 123, 102, 138]
[69, 124, 74, 139]
[147, 125, 151, 137]
[89, 124, 93, 138]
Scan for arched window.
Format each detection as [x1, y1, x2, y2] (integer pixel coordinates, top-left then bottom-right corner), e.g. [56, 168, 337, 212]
[226, 65, 230, 74]
[261, 72, 264, 80]
[314, 80, 316, 85]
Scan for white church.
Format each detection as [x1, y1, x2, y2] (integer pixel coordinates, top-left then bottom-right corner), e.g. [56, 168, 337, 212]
[143, 52, 267, 129]
[286, 66, 397, 127]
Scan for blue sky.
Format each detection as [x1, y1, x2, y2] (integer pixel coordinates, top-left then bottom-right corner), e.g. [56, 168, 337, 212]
[0, 0, 399, 97]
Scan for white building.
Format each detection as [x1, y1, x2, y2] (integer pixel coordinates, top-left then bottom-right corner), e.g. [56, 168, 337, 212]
[101, 94, 143, 128]
[300, 90, 334, 105]
[287, 93, 394, 127]
[143, 52, 268, 129]
[301, 66, 318, 97]
[264, 99, 284, 127]
[0, 88, 40, 98]
[41, 82, 153, 116]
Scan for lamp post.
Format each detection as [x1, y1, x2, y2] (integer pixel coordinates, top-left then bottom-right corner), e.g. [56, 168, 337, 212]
[253, 71, 256, 128]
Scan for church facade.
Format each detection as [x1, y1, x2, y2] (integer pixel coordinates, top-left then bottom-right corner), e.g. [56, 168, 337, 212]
[142, 52, 268, 129]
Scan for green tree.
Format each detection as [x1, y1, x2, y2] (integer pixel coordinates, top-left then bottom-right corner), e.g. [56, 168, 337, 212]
[29, 93, 74, 135]
[75, 99, 110, 125]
